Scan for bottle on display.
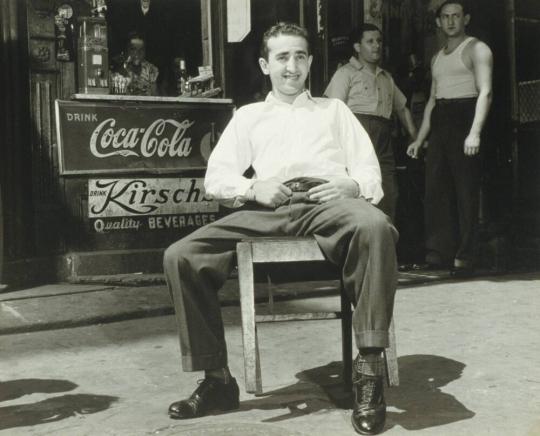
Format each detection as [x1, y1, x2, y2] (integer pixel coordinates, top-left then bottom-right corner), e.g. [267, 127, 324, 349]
[178, 58, 189, 95]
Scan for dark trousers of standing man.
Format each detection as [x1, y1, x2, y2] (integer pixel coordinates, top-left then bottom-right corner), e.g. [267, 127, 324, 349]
[355, 114, 397, 223]
[425, 98, 480, 267]
[164, 198, 398, 371]
[0, 186, 4, 287]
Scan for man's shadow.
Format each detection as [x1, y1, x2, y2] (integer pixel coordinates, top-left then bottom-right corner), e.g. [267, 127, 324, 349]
[0, 379, 118, 430]
[239, 354, 475, 431]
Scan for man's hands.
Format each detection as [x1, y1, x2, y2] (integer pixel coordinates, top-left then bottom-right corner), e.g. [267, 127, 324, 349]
[464, 133, 481, 156]
[251, 179, 292, 208]
[307, 178, 359, 203]
[406, 135, 480, 159]
[251, 177, 360, 207]
[406, 140, 426, 159]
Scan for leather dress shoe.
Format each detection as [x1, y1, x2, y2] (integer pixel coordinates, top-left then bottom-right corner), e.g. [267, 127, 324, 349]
[168, 377, 240, 419]
[351, 372, 386, 435]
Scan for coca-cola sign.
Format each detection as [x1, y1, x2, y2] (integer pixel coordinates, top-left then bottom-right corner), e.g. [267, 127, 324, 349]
[55, 99, 234, 175]
[89, 118, 195, 159]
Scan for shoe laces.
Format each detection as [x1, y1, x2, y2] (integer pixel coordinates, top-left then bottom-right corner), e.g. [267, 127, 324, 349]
[193, 378, 217, 397]
[353, 375, 378, 405]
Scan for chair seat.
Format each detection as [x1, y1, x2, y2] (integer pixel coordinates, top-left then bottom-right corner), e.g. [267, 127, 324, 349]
[242, 236, 326, 263]
[236, 236, 399, 395]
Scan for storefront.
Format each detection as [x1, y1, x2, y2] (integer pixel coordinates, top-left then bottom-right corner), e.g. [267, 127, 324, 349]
[0, 0, 537, 285]
[2, 0, 368, 282]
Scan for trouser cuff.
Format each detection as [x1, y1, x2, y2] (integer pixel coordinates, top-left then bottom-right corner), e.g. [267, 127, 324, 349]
[181, 351, 227, 372]
[355, 330, 389, 349]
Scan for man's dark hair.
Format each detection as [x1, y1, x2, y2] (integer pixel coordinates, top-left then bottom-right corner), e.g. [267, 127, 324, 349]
[350, 23, 382, 45]
[260, 22, 310, 60]
[436, 0, 470, 17]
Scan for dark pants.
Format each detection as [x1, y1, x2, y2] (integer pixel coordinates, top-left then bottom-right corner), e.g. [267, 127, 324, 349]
[0, 187, 3, 284]
[355, 114, 397, 222]
[164, 199, 398, 371]
[425, 98, 480, 266]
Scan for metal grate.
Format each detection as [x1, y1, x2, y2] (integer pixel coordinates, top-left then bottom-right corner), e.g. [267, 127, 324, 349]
[518, 79, 540, 124]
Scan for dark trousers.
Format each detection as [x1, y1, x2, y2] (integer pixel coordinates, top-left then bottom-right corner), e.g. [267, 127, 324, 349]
[425, 99, 480, 266]
[355, 114, 397, 222]
[163, 199, 398, 371]
[0, 187, 3, 284]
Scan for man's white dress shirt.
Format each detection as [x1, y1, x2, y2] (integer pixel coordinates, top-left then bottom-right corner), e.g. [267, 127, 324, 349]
[204, 91, 383, 206]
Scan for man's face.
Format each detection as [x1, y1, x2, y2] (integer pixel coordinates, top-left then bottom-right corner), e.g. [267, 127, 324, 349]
[258, 34, 312, 102]
[354, 30, 382, 64]
[436, 3, 469, 37]
[128, 38, 145, 65]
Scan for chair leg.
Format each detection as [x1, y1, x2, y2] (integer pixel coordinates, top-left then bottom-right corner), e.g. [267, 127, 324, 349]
[384, 317, 399, 387]
[237, 242, 263, 395]
[340, 281, 353, 391]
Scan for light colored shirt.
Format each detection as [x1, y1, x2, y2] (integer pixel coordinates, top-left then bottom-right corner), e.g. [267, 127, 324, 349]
[204, 91, 383, 206]
[432, 37, 478, 99]
[324, 56, 407, 119]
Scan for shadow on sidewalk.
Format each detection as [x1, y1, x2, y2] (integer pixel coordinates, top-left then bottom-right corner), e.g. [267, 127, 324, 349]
[385, 354, 475, 431]
[0, 378, 118, 431]
[239, 354, 474, 431]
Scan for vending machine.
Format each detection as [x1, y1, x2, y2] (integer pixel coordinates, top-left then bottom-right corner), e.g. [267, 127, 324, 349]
[77, 16, 109, 94]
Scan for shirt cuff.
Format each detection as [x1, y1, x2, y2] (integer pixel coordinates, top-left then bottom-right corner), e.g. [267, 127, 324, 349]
[229, 179, 257, 208]
[352, 177, 383, 205]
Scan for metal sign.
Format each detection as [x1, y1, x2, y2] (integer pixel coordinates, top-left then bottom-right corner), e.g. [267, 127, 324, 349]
[55, 99, 234, 175]
[88, 177, 220, 233]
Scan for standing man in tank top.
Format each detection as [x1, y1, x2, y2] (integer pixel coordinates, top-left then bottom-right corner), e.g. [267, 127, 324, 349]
[325, 23, 418, 223]
[407, 0, 493, 274]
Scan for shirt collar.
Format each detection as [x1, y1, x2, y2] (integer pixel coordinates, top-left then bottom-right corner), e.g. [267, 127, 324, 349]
[265, 90, 316, 107]
[349, 56, 385, 76]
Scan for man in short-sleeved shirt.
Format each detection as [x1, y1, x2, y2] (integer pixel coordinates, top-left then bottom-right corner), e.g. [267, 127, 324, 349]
[325, 23, 417, 222]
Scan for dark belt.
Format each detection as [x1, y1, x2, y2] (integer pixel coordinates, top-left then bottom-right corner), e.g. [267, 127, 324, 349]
[435, 97, 477, 106]
[282, 177, 327, 205]
[283, 177, 327, 192]
[354, 113, 392, 125]
[243, 177, 327, 210]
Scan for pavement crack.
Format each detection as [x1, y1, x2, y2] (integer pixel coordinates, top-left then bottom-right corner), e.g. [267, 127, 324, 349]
[0, 302, 30, 322]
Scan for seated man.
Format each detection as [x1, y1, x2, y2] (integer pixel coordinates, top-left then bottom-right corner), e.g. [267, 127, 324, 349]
[110, 31, 158, 96]
[163, 22, 398, 435]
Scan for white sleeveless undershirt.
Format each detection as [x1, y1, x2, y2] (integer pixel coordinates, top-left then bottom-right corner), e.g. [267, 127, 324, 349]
[432, 36, 478, 99]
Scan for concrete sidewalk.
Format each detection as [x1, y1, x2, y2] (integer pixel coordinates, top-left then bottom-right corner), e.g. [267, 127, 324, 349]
[0, 271, 539, 435]
[0, 267, 505, 335]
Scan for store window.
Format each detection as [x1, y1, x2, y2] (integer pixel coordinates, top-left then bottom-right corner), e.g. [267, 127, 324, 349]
[105, 0, 204, 96]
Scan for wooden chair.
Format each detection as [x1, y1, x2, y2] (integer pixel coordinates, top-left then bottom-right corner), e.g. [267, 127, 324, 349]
[236, 236, 399, 395]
